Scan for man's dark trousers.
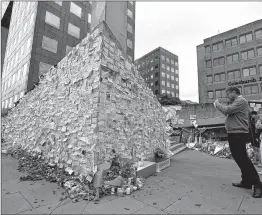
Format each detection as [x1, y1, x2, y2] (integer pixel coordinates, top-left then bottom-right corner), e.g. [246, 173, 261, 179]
[228, 133, 260, 186]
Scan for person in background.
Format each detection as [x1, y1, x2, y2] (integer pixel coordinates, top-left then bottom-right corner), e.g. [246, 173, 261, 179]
[249, 111, 261, 165]
[255, 115, 262, 170]
[214, 87, 262, 198]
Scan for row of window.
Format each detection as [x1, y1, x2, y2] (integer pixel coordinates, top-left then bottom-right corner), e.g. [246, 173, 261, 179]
[161, 55, 179, 66]
[207, 84, 261, 99]
[136, 55, 178, 69]
[2, 62, 29, 92]
[8, 2, 36, 46]
[161, 72, 179, 82]
[206, 65, 262, 83]
[205, 47, 262, 68]
[161, 90, 179, 98]
[45, 7, 91, 31]
[3, 36, 32, 78]
[2, 91, 25, 109]
[7, 13, 35, 59]
[205, 29, 262, 54]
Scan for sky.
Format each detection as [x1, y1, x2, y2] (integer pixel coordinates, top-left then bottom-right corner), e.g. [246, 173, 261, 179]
[134, 2, 262, 102]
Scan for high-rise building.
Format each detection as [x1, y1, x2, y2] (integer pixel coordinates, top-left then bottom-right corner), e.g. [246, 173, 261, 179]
[1, 1, 136, 110]
[91, 1, 136, 62]
[1, 1, 13, 74]
[135, 47, 179, 98]
[197, 19, 262, 103]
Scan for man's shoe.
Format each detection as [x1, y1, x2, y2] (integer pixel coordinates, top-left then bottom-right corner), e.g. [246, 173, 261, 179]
[253, 183, 262, 198]
[232, 182, 252, 189]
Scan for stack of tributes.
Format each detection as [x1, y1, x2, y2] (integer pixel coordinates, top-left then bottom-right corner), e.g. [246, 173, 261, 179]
[2, 22, 169, 179]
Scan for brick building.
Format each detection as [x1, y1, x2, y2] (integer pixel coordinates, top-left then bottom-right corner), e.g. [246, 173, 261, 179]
[197, 19, 262, 103]
[135, 47, 179, 98]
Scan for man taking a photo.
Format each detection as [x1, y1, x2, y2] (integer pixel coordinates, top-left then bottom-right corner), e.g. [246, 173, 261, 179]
[214, 87, 262, 198]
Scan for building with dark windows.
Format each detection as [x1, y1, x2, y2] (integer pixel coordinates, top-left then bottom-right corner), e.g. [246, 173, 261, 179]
[197, 19, 262, 103]
[135, 47, 179, 98]
[1, 1, 136, 110]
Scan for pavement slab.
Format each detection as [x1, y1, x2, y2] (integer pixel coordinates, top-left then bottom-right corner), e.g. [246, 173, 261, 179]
[2, 192, 33, 214]
[83, 196, 146, 214]
[134, 205, 168, 214]
[2, 150, 262, 214]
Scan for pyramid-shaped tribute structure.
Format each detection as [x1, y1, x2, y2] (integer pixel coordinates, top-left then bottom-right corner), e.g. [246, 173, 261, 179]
[2, 22, 169, 176]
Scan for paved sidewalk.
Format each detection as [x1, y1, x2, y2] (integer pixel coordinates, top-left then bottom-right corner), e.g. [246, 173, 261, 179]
[2, 150, 262, 214]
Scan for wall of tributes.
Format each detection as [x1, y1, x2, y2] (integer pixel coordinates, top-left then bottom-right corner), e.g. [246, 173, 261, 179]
[2, 22, 169, 177]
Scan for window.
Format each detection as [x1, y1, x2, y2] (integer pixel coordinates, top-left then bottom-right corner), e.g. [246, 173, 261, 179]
[257, 47, 262, 56]
[176, 78, 179, 82]
[88, 13, 91, 24]
[227, 53, 239, 63]
[155, 64, 158, 69]
[155, 90, 159, 95]
[151, 74, 153, 79]
[42, 36, 58, 53]
[155, 81, 158, 86]
[127, 8, 133, 19]
[240, 32, 253, 44]
[215, 90, 226, 98]
[228, 70, 241, 80]
[175, 69, 179, 74]
[255, 29, 262, 39]
[225, 37, 238, 48]
[161, 72, 165, 77]
[166, 58, 170, 63]
[167, 82, 170, 87]
[68, 23, 80, 39]
[171, 76, 174, 80]
[162, 64, 165, 69]
[244, 85, 259, 95]
[171, 59, 174, 64]
[162, 81, 165, 86]
[206, 76, 213, 83]
[214, 73, 225, 82]
[167, 66, 170, 71]
[208, 91, 214, 99]
[23, 62, 28, 76]
[241, 49, 255, 60]
[155, 72, 158, 77]
[45, 11, 60, 29]
[151, 67, 153, 71]
[167, 74, 170, 79]
[213, 57, 225, 66]
[127, 39, 132, 49]
[205, 46, 211, 54]
[54, 1, 62, 6]
[70, 2, 82, 18]
[171, 68, 174, 73]
[127, 23, 133, 33]
[212, 42, 223, 52]
[206, 60, 212, 68]
[243, 67, 256, 77]
[162, 89, 166, 94]
[176, 93, 179, 97]
[175, 85, 178, 90]
[260, 65, 262, 74]
[175, 61, 178, 66]
[161, 55, 165, 61]
[39, 62, 52, 75]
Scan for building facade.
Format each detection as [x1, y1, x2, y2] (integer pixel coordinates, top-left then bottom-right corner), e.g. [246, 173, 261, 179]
[1, 1, 136, 110]
[1, 1, 13, 74]
[91, 1, 136, 62]
[135, 47, 179, 98]
[197, 19, 262, 103]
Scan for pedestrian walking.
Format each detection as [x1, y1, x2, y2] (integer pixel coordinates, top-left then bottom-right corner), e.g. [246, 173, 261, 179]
[214, 86, 262, 198]
[249, 111, 261, 165]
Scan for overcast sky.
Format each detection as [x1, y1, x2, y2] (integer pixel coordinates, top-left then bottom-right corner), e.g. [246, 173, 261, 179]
[134, 2, 262, 102]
